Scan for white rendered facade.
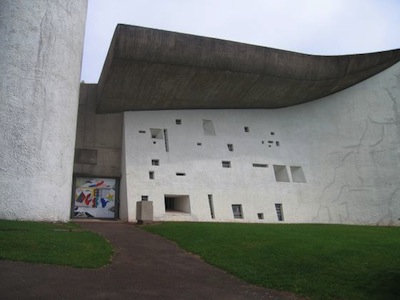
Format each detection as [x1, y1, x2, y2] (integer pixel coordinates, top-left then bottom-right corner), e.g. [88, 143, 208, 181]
[0, 0, 87, 221]
[120, 61, 400, 225]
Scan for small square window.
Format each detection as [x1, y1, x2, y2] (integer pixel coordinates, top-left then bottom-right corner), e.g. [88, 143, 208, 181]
[197, 142, 202, 146]
[222, 161, 231, 168]
[227, 144, 234, 151]
[257, 213, 264, 220]
[150, 128, 163, 139]
[176, 119, 182, 125]
[232, 204, 243, 219]
[244, 126, 249, 132]
[141, 195, 149, 201]
[151, 159, 159, 166]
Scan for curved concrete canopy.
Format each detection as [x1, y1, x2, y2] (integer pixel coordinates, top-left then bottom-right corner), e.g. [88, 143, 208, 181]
[97, 24, 400, 113]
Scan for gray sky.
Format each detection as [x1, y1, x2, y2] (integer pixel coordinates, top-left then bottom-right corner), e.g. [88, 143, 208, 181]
[81, 0, 400, 83]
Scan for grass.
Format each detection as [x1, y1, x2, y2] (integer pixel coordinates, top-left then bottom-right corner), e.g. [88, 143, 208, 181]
[0, 220, 113, 268]
[143, 222, 400, 300]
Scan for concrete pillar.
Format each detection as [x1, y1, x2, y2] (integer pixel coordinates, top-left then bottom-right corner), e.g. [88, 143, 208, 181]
[136, 201, 154, 224]
[0, 0, 88, 221]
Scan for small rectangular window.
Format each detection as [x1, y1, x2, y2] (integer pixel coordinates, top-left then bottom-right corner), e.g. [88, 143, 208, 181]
[232, 204, 243, 219]
[176, 119, 181, 125]
[139, 130, 146, 134]
[142, 195, 149, 201]
[271, 132, 275, 135]
[227, 144, 234, 151]
[257, 213, 264, 219]
[276, 141, 280, 147]
[151, 159, 159, 166]
[244, 126, 249, 132]
[208, 195, 215, 219]
[176, 172, 186, 176]
[275, 203, 284, 221]
[163, 129, 169, 152]
[149, 171, 154, 179]
[252, 163, 268, 168]
[222, 161, 231, 168]
[197, 142, 202, 146]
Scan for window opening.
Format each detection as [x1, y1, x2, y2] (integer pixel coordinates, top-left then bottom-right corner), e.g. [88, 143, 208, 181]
[151, 159, 159, 166]
[252, 163, 268, 168]
[164, 195, 191, 213]
[227, 144, 234, 151]
[150, 128, 163, 139]
[271, 132, 275, 135]
[203, 119, 216, 136]
[208, 195, 215, 219]
[197, 142, 202, 146]
[275, 203, 284, 221]
[149, 171, 154, 179]
[141, 195, 149, 201]
[244, 126, 249, 132]
[139, 130, 146, 134]
[163, 129, 169, 152]
[290, 166, 306, 183]
[176, 172, 186, 176]
[176, 119, 181, 125]
[232, 204, 243, 219]
[276, 141, 280, 147]
[273, 165, 290, 182]
[257, 213, 264, 219]
[222, 161, 231, 168]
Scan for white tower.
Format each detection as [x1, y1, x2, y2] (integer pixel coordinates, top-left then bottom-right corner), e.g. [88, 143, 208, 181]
[0, 0, 88, 221]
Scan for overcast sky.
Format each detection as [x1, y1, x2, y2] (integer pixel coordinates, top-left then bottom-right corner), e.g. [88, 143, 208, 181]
[81, 0, 400, 83]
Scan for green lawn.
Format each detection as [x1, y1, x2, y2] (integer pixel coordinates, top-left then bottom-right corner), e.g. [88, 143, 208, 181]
[143, 222, 400, 300]
[0, 220, 113, 268]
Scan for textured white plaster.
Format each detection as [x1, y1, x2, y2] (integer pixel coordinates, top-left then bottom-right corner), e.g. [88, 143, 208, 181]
[0, 0, 87, 221]
[121, 62, 400, 225]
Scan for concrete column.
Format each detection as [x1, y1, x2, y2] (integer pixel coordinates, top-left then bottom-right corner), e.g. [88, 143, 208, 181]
[0, 0, 88, 221]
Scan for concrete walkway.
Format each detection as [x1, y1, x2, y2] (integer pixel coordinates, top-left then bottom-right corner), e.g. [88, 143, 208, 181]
[0, 222, 302, 299]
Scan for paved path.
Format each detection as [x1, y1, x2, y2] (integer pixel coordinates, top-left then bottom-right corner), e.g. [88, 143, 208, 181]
[0, 222, 302, 299]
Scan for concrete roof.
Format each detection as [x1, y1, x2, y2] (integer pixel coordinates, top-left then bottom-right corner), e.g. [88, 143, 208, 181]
[97, 24, 400, 113]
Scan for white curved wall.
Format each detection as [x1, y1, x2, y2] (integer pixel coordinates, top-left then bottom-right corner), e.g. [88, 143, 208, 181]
[121, 61, 400, 225]
[0, 0, 87, 221]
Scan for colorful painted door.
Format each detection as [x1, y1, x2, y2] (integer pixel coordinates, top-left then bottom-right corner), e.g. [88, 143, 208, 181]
[73, 177, 118, 219]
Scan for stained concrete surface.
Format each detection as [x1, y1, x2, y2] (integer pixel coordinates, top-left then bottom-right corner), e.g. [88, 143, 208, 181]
[0, 222, 302, 299]
[97, 24, 400, 113]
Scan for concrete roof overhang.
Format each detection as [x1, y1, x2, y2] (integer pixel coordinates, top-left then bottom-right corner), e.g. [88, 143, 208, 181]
[97, 24, 400, 113]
